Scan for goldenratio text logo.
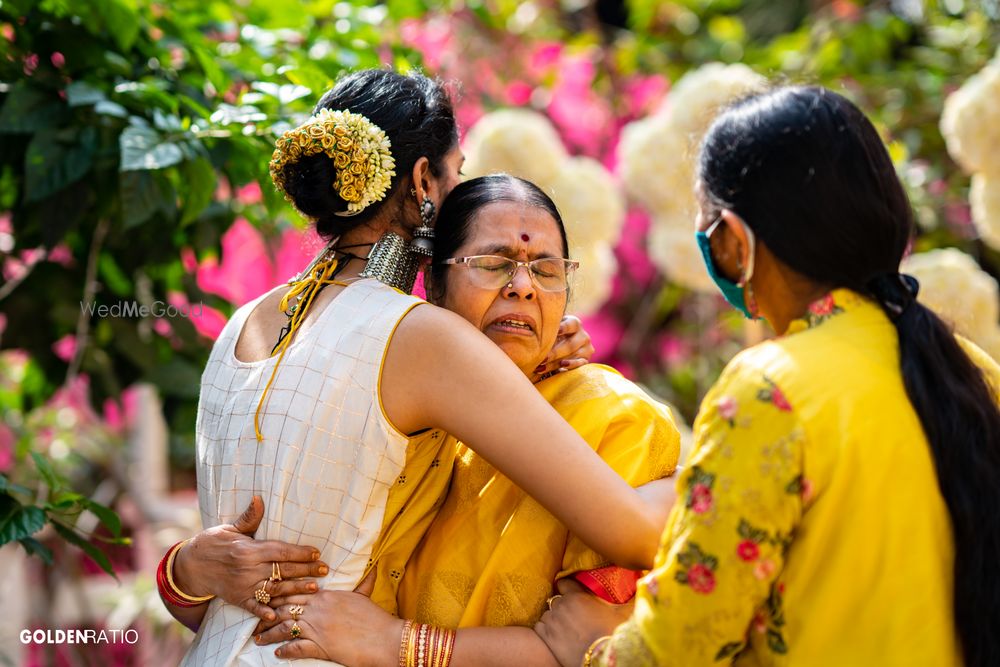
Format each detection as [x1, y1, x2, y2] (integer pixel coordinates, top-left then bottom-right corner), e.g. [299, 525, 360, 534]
[80, 300, 203, 318]
[20, 628, 139, 644]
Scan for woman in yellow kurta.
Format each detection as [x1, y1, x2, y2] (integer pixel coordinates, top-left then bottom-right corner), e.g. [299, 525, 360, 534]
[536, 86, 1000, 667]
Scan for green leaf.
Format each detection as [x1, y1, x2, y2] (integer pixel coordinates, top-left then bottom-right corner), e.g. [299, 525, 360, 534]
[82, 499, 122, 538]
[180, 158, 216, 225]
[119, 170, 166, 228]
[98, 252, 134, 296]
[0, 476, 32, 497]
[52, 523, 118, 579]
[0, 82, 67, 134]
[674, 571, 688, 584]
[0, 505, 47, 544]
[119, 125, 185, 171]
[30, 452, 62, 491]
[704, 555, 719, 571]
[95, 100, 129, 118]
[66, 82, 107, 108]
[24, 128, 96, 202]
[92, 0, 140, 52]
[146, 359, 202, 398]
[19, 536, 54, 564]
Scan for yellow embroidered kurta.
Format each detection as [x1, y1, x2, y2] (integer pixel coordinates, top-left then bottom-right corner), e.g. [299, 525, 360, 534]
[397, 363, 681, 628]
[598, 290, 1000, 666]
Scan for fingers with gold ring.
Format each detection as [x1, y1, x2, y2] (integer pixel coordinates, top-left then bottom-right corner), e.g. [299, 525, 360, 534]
[546, 594, 563, 610]
[289, 604, 304, 620]
[271, 561, 282, 582]
[289, 622, 302, 639]
[254, 579, 271, 604]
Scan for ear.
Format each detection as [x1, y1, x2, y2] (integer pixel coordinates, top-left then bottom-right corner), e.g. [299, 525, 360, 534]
[410, 156, 432, 203]
[718, 208, 753, 280]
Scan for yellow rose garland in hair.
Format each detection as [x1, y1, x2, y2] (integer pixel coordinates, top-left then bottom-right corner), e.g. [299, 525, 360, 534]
[269, 108, 396, 215]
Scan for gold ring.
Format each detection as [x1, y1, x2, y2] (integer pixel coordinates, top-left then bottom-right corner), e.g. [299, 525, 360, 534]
[289, 622, 302, 639]
[289, 604, 304, 620]
[271, 561, 282, 582]
[546, 594, 563, 610]
[254, 579, 271, 604]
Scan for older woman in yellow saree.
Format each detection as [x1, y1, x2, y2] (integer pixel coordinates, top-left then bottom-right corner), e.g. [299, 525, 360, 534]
[252, 175, 681, 665]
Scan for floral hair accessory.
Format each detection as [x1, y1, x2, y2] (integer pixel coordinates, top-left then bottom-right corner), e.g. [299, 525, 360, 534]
[269, 108, 396, 216]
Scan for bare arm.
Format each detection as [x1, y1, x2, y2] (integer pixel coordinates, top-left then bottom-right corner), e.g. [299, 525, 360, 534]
[381, 305, 660, 569]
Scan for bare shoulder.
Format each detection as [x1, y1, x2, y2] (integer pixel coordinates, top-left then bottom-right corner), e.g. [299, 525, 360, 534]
[391, 301, 489, 351]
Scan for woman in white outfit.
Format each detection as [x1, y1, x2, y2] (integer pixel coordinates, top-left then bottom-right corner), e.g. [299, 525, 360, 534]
[159, 69, 668, 666]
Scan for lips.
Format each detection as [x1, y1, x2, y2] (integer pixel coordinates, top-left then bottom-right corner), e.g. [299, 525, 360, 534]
[486, 313, 537, 336]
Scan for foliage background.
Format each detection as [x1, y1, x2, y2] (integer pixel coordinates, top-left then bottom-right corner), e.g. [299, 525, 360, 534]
[0, 0, 997, 663]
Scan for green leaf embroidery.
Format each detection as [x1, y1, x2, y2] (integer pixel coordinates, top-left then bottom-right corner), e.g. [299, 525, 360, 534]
[715, 642, 744, 661]
[766, 629, 788, 654]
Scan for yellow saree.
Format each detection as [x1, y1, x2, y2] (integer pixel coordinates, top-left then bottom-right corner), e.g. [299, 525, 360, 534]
[397, 363, 681, 628]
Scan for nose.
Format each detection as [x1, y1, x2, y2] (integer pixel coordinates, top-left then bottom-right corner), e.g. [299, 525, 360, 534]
[503, 264, 535, 301]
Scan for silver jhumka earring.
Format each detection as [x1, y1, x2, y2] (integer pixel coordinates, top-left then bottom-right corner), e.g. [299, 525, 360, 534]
[410, 195, 436, 258]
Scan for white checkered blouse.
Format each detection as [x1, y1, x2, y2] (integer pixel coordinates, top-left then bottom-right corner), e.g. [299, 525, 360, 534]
[182, 279, 423, 666]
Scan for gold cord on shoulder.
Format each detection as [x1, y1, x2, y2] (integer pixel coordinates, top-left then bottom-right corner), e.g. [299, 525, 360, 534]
[254, 254, 347, 442]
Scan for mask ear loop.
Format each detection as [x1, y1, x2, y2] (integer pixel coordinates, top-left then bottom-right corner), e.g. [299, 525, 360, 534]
[732, 217, 760, 317]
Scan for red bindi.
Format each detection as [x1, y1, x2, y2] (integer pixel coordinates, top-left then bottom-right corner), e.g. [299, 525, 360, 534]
[521, 233, 530, 242]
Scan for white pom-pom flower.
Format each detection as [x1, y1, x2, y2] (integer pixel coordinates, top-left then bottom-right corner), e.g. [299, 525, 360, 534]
[901, 247, 1000, 357]
[941, 60, 1000, 175]
[970, 171, 1000, 252]
[548, 156, 626, 252]
[570, 241, 617, 316]
[618, 62, 765, 293]
[462, 109, 568, 185]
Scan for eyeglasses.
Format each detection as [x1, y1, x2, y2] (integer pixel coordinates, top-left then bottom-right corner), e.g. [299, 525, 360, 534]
[440, 255, 579, 292]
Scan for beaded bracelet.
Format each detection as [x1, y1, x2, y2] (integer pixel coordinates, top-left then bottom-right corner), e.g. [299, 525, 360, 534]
[156, 540, 215, 607]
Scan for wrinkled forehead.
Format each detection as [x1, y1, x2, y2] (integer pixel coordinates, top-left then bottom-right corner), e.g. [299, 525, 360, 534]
[463, 201, 565, 259]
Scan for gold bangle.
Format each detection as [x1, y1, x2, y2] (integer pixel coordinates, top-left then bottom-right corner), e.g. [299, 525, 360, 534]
[166, 539, 215, 603]
[398, 619, 413, 667]
[582, 635, 611, 667]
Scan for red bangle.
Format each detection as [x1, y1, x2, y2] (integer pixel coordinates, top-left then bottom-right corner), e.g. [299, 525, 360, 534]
[156, 541, 214, 608]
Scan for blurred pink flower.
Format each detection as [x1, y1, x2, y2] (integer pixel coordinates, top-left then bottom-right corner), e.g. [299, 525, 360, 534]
[23, 52, 38, 76]
[52, 334, 77, 363]
[0, 212, 11, 234]
[613, 211, 656, 289]
[0, 422, 13, 472]
[412, 271, 427, 301]
[152, 317, 173, 338]
[180, 247, 198, 273]
[236, 181, 262, 205]
[623, 75, 668, 118]
[273, 228, 322, 284]
[548, 54, 613, 154]
[400, 18, 453, 70]
[20, 247, 43, 266]
[167, 292, 227, 340]
[580, 311, 625, 364]
[505, 81, 533, 106]
[48, 374, 100, 426]
[529, 42, 563, 75]
[50, 51, 65, 68]
[196, 218, 273, 305]
[103, 385, 140, 434]
[1, 23, 13, 43]
[3, 257, 25, 282]
[455, 99, 484, 139]
[659, 334, 691, 365]
[214, 176, 231, 202]
[47, 243, 73, 266]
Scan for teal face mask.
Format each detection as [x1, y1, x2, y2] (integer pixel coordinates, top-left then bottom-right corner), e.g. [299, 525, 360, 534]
[695, 217, 757, 319]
